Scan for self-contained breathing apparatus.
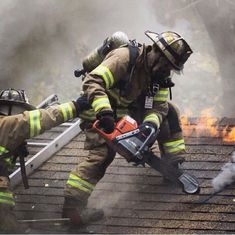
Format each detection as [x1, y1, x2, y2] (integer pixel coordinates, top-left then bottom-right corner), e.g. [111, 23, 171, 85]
[74, 31, 175, 101]
[74, 31, 136, 78]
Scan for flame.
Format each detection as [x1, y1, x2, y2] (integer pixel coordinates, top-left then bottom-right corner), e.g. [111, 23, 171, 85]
[181, 108, 235, 143]
[223, 127, 235, 142]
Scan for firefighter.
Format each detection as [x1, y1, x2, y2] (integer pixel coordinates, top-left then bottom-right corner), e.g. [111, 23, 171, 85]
[63, 30, 193, 225]
[0, 88, 87, 233]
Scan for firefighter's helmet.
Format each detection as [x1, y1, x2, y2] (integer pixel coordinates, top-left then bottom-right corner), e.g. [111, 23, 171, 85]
[0, 88, 35, 116]
[145, 30, 193, 71]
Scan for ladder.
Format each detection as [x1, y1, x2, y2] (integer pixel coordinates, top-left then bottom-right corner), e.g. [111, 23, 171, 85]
[9, 94, 82, 188]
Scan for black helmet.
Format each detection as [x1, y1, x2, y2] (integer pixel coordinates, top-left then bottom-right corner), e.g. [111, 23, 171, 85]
[0, 88, 35, 116]
[145, 30, 193, 71]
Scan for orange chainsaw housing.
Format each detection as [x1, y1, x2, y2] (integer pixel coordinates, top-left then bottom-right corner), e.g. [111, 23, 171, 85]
[93, 115, 138, 142]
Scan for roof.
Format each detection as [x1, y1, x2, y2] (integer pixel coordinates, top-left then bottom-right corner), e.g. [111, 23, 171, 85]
[14, 117, 235, 234]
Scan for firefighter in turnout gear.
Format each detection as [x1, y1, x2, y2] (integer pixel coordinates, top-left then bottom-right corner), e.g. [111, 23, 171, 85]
[0, 88, 85, 233]
[63, 30, 193, 225]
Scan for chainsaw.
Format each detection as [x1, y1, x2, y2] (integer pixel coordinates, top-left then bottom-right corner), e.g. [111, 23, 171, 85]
[93, 115, 200, 194]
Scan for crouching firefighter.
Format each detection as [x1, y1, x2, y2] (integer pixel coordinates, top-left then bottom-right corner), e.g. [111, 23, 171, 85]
[0, 88, 88, 233]
[63, 30, 194, 226]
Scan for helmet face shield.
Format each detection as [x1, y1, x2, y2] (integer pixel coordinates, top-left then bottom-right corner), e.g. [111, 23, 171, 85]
[145, 30, 193, 71]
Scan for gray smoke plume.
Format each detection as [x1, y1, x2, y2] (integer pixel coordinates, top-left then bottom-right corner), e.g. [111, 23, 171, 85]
[212, 152, 235, 193]
[0, 0, 235, 117]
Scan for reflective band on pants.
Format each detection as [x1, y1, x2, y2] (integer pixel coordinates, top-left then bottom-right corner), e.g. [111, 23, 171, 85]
[0, 191, 15, 206]
[163, 139, 185, 153]
[66, 174, 95, 194]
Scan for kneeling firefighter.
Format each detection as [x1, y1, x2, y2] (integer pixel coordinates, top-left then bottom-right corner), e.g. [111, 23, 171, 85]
[0, 88, 88, 233]
[63, 30, 193, 225]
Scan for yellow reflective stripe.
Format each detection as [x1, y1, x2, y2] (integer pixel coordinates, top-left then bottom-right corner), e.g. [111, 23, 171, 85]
[29, 110, 41, 137]
[0, 192, 15, 206]
[154, 89, 169, 102]
[59, 103, 74, 121]
[143, 113, 160, 128]
[91, 65, 114, 89]
[92, 97, 111, 112]
[66, 174, 95, 194]
[107, 90, 133, 107]
[0, 146, 8, 154]
[0, 147, 13, 168]
[163, 139, 186, 153]
[79, 109, 96, 121]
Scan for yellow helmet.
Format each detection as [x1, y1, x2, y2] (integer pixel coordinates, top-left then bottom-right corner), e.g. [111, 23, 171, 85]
[145, 30, 193, 71]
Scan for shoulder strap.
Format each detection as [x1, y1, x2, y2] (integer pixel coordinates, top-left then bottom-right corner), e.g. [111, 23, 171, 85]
[118, 45, 139, 97]
[127, 44, 139, 74]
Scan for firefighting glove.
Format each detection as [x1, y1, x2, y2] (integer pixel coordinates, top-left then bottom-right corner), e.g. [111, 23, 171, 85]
[73, 95, 91, 117]
[139, 122, 158, 134]
[139, 122, 159, 146]
[96, 110, 115, 134]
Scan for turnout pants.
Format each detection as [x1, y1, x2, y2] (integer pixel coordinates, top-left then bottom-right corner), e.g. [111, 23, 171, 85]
[64, 102, 186, 202]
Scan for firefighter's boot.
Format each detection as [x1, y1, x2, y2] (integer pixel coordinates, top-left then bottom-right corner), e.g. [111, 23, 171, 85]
[163, 153, 185, 167]
[0, 205, 28, 234]
[161, 153, 185, 183]
[62, 197, 104, 226]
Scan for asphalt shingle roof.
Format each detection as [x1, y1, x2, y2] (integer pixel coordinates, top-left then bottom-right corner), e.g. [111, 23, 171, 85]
[14, 117, 235, 234]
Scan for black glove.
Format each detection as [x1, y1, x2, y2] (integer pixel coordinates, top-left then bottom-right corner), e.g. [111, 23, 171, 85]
[96, 110, 115, 134]
[73, 95, 91, 116]
[139, 122, 158, 146]
[139, 122, 158, 133]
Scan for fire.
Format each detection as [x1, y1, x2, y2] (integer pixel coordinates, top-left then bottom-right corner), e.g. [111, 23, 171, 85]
[223, 127, 235, 142]
[181, 108, 235, 143]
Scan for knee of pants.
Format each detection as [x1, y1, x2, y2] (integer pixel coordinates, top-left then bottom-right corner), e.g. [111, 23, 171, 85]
[158, 102, 183, 142]
[157, 102, 186, 155]
[74, 144, 115, 184]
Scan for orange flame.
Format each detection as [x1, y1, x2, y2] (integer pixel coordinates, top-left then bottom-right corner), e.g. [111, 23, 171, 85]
[181, 108, 235, 143]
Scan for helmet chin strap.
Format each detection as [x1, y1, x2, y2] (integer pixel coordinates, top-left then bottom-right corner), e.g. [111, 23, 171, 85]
[8, 104, 12, 116]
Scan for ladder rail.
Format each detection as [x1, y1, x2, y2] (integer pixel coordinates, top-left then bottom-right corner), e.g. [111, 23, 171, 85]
[10, 119, 81, 188]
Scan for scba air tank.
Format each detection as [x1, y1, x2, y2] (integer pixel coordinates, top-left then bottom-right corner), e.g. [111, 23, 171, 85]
[82, 31, 129, 73]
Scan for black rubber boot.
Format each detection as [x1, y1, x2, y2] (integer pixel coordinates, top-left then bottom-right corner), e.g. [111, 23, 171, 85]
[163, 153, 185, 166]
[161, 153, 185, 183]
[62, 197, 104, 226]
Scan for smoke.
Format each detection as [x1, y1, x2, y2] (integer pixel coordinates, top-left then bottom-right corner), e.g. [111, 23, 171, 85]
[212, 152, 235, 192]
[0, 0, 234, 116]
[0, 0, 158, 105]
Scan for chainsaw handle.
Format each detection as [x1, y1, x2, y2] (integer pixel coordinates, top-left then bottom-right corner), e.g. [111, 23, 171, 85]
[92, 119, 116, 141]
[134, 124, 157, 158]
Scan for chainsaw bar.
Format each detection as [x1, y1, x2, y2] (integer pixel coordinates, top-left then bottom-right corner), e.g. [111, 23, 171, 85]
[145, 152, 200, 194]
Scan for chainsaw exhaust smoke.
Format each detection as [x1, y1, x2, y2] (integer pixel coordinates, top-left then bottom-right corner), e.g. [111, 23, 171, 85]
[212, 152, 235, 193]
[198, 152, 235, 204]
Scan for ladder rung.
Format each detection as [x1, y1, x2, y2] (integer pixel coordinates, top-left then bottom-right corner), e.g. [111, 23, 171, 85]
[27, 142, 48, 147]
